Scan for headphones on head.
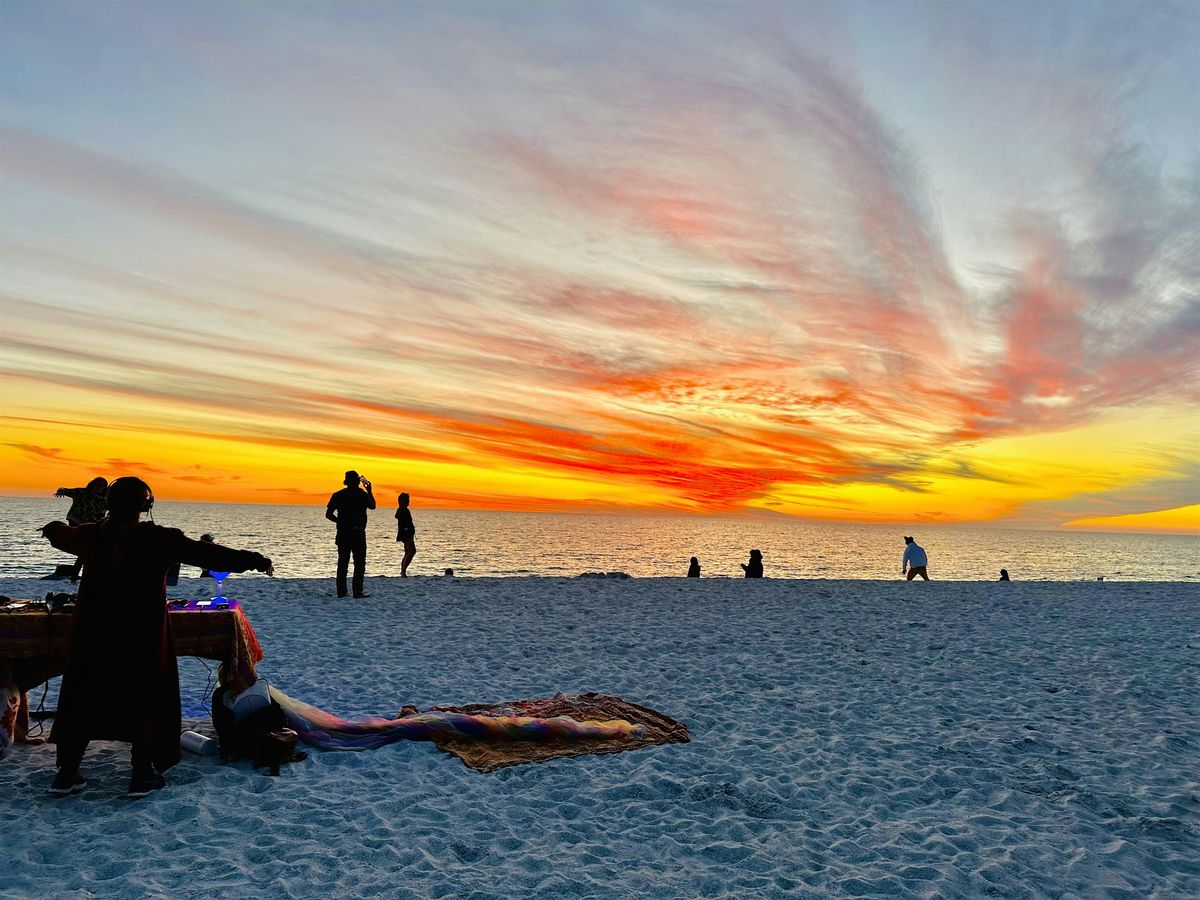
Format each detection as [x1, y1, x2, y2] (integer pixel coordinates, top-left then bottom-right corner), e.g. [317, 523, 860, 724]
[106, 476, 155, 515]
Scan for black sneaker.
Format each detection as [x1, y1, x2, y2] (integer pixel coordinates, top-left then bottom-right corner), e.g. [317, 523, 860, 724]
[48, 770, 87, 796]
[354, 593, 370, 599]
[127, 772, 167, 799]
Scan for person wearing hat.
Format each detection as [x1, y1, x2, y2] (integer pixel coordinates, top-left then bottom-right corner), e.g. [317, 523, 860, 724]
[325, 470, 375, 598]
[902, 536, 929, 580]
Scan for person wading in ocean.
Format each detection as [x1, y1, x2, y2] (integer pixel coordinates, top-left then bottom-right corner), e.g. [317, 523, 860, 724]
[326, 470, 375, 598]
[902, 536, 929, 580]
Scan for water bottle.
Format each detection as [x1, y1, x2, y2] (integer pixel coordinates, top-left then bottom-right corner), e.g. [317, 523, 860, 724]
[180, 730, 218, 756]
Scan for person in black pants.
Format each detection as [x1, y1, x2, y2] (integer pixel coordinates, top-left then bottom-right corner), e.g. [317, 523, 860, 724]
[326, 470, 375, 598]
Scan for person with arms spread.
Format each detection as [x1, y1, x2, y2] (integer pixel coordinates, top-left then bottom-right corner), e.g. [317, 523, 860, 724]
[326, 470, 375, 598]
[40, 476, 273, 798]
[53, 476, 108, 582]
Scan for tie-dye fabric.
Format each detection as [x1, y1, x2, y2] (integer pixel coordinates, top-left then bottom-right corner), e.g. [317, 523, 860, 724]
[270, 687, 644, 751]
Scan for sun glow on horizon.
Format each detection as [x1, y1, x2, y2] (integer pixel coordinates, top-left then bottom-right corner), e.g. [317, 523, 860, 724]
[1, 2, 1197, 533]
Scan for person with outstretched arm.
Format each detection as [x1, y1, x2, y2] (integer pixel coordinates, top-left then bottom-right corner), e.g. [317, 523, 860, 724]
[902, 536, 929, 580]
[326, 470, 375, 598]
[53, 476, 108, 582]
[40, 476, 273, 798]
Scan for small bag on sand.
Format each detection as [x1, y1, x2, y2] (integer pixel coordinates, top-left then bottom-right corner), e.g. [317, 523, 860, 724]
[212, 680, 307, 775]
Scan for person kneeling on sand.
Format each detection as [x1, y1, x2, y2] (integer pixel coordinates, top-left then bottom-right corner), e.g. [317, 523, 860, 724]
[741, 549, 763, 578]
[40, 476, 274, 799]
[902, 536, 929, 580]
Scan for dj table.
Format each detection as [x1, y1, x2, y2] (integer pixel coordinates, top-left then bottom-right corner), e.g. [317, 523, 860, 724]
[0, 602, 264, 742]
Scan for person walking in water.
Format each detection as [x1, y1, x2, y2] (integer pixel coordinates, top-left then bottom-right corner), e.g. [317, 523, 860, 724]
[41, 476, 273, 798]
[902, 536, 929, 580]
[395, 492, 416, 578]
[53, 477, 108, 582]
[687, 556, 701, 578]
[326, 470, 375, 598]
[741, 549, 763, 578]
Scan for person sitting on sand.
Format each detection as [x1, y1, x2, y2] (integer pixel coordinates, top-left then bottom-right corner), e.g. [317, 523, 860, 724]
[53, 476, 108, 582]
[395, 492, 416, 578]
[40, 476, 274, 798]
[687, 557, 701, 578]
[741, 549, 763, 578]
[999, 569, 1010, 581]
[902, 536, 929, 580]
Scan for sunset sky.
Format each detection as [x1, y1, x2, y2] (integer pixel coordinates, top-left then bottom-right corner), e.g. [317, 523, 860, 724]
[1, 1, 1197, 531]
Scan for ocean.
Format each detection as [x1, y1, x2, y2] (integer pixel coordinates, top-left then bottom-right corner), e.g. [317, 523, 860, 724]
[2, 497, 1197, 582]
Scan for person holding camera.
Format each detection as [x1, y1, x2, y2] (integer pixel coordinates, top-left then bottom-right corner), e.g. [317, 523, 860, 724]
[326, 470, 376, 598]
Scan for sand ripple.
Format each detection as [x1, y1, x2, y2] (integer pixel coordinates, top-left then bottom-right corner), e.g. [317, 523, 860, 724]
[2, 577, 1197, 897]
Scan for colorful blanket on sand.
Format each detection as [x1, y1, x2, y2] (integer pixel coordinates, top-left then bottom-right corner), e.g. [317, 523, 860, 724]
[270, 690, 688, 771]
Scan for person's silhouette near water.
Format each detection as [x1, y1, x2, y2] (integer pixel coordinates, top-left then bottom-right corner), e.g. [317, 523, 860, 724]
[40, 476, 273, 798]
[741, 549, 763, 578]
[902, 536, 929, 580]
[326, 470, 375, 598]
[53, 477, 108, 582]
[999, 569, 1010, 581]
[395, 492, 416, 578]
[687, 556, 701, 578]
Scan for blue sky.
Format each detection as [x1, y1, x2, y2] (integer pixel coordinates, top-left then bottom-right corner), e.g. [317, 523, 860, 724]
[1, 1, 1197, 528]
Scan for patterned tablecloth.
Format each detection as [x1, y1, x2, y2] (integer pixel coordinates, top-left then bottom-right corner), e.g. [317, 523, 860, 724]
[0, 604, 264, 694]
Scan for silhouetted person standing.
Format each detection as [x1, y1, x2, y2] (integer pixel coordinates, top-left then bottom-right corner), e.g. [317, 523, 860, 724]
[54, 476, 108, 582]
[687, 557, 701, 578]
[327, 470, 375, 598]
[395, 492, 416, 577]
[41, 476, 273, 798]
[741, 549, 763, 578]
[902, 536, 929, 580]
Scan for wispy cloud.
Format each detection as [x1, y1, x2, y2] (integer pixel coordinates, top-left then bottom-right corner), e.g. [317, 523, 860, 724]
[1, 1, 1196, 524]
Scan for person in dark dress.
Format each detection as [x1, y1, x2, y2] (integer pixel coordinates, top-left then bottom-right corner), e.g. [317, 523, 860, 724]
[326, 470, 375, 598]
[41, 476, 273, 798]
[53, 476, 108, 582]
[395, 492, 416, 577]
[741, 549, 764, 578]
[687, 557, 701, 578]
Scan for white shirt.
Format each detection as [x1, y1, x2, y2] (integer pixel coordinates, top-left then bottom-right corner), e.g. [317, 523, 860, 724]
[902, 543, 928, 568]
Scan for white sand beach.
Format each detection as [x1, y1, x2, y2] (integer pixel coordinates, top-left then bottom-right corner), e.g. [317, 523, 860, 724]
[2, 576, 1197, 898]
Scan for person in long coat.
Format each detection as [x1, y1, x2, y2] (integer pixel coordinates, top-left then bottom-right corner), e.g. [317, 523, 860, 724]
[41, 476, 273, 798]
